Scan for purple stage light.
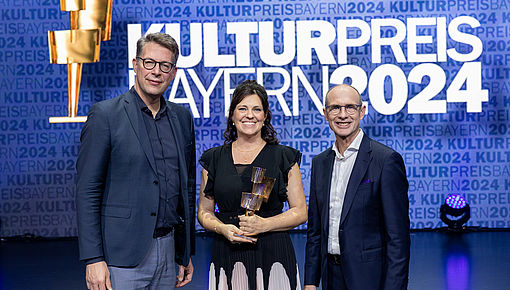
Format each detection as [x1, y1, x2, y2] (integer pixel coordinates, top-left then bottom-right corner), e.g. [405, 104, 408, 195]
[440, 194, 470, 231]
[446, 252, 470, 290]
[445, 194, 467, 209]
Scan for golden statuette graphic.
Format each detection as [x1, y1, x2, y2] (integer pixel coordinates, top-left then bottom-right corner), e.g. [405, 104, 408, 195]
[48, 0, 113, 123]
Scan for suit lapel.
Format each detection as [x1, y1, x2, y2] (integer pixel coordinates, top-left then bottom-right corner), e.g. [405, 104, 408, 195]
[123, 90, 157, 173]
[322, 148, 336, 234]
[340, 135, 372, 225]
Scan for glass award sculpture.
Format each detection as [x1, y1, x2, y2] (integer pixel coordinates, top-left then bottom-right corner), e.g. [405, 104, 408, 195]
[240, 167, 276, 216]
[235, 167, 276, 242]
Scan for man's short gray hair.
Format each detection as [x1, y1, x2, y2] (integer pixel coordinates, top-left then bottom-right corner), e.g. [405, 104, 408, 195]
[136, 32, 179, 63]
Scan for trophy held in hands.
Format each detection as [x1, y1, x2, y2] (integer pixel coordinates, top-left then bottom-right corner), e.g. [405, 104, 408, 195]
[237, 167, 275, 242]
[241, 167, 276, 216]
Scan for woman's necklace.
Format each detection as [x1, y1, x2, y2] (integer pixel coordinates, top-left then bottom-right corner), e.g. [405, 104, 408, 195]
[233, 140, 265, 163]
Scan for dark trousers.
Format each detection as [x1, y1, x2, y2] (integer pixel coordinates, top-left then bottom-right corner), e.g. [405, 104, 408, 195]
[325, 255, 348, 290]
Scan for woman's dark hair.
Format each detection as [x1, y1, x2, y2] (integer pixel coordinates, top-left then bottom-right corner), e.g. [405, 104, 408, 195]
[223, 80, 278, 145]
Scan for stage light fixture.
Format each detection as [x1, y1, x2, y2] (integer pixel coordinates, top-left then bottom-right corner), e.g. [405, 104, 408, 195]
[440, 194, 470, 231]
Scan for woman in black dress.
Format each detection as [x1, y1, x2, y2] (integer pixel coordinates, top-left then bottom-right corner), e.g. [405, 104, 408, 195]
[197, 80, 308, 290]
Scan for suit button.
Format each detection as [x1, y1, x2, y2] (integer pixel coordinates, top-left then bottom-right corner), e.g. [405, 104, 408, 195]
[150, 212, 156, 216]
[153, 180, 158, 185]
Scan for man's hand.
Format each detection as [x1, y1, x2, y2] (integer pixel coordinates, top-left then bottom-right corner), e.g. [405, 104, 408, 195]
[304, 285, 317, 290]
[176, 258, 194, 287]
[85, 261, 112, 290]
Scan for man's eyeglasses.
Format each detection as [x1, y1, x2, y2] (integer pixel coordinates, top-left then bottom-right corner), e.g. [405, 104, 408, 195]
[136, 57, 176, 73]
[325, 104, 362, 115]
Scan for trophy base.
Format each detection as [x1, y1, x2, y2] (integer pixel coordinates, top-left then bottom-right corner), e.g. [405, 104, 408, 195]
[234, 233, 258, 243]
[49, 116, 87, 123]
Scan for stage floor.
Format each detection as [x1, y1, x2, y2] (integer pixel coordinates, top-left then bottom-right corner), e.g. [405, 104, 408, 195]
[1, 231, 509, 289]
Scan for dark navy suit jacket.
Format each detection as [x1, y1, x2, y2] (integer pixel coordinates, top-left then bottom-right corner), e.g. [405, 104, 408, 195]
[305, 134, 410, 289]
[76, 88, 195, 267]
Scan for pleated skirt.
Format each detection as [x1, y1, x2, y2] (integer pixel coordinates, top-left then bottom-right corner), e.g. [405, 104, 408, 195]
[208, 231, 301, 290]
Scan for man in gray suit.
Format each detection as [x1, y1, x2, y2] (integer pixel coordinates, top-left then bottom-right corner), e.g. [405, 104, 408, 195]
[76, 32, 195, 290]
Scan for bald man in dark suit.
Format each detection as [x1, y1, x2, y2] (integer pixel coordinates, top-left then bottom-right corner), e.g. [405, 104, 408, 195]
[304, 84, 410, 290]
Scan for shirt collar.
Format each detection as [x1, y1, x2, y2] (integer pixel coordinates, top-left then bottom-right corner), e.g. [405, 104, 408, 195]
[133, 89, 167, 117]
[332, 129, 364, 159]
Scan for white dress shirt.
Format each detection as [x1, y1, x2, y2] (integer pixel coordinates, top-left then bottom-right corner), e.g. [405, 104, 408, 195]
[328, 129, 364, 255]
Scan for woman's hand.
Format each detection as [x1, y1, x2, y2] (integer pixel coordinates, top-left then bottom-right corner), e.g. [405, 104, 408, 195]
[218, 223, 256, 244]
[238, 214, 269, 236]
[198, 168, 254, 244]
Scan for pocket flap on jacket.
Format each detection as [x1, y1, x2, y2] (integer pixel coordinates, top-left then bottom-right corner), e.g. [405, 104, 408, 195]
[101, 205, 131, 218]
[357, 182, 373, 191]
[361, 247, 383, 262]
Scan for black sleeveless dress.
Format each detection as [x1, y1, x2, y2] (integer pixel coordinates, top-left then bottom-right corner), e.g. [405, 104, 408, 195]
[199, 143, 302, 290]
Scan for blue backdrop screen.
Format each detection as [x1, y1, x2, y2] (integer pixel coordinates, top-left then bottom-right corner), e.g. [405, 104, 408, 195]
[1, 0, 510, 237]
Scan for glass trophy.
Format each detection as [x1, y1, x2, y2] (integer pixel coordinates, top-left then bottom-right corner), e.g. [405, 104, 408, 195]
[241, 167, 276, 216]
[251, 167, 266, 183]
[240, 192, 264, 216]
[236, 167, 276, 242]
[254, 176, 276, 202]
